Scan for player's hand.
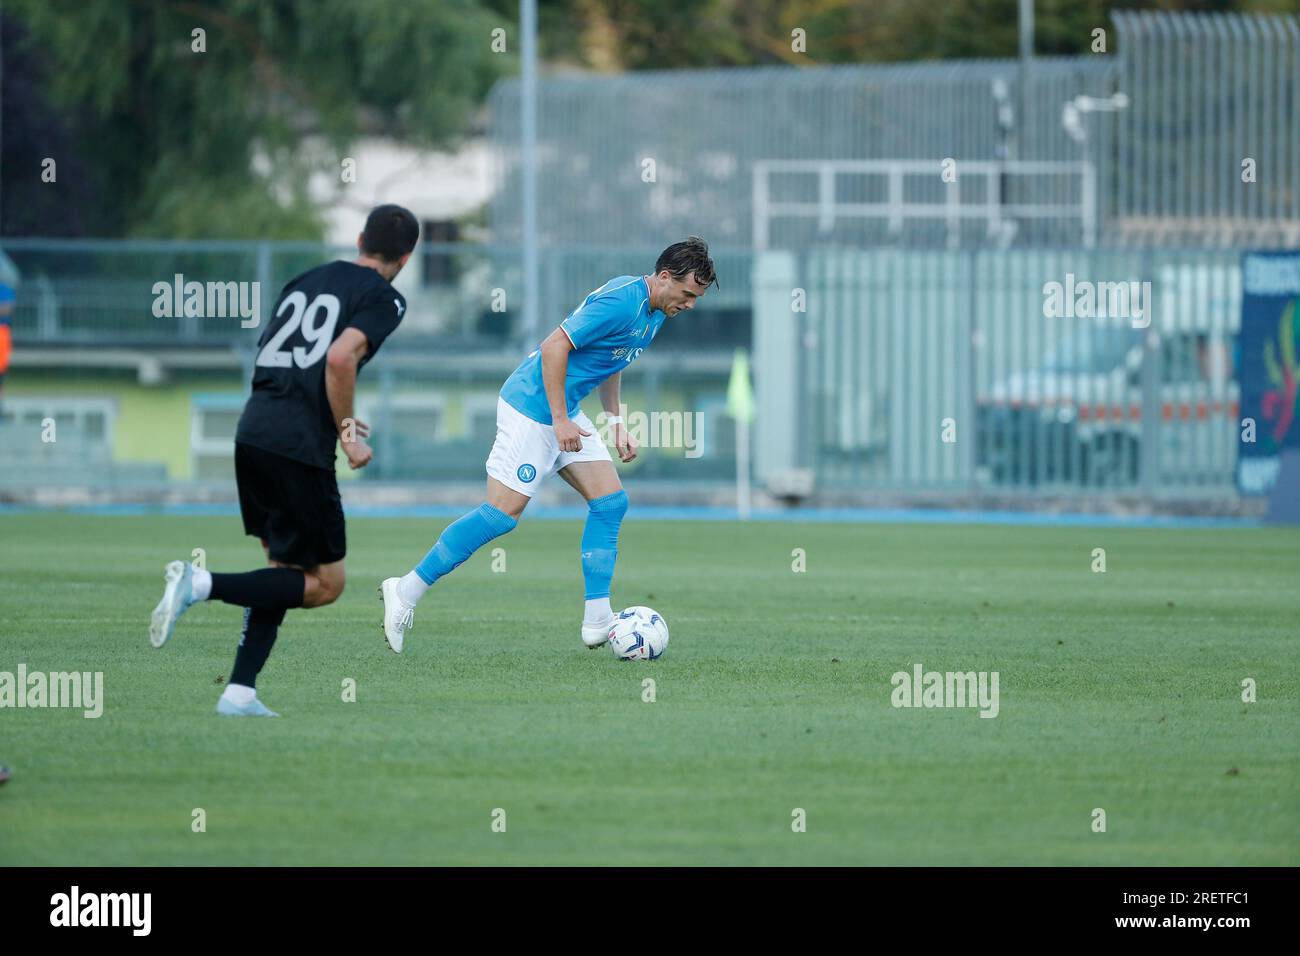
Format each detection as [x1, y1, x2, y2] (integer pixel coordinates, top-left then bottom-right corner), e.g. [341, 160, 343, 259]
[342, 438, 373, 470]
[554, 417, 591, 453]
[614, 422, 638, 462]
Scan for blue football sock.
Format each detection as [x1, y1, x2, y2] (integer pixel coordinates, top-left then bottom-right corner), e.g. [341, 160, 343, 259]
[580, 490, 628, 600]
[415, 503, 517, 586]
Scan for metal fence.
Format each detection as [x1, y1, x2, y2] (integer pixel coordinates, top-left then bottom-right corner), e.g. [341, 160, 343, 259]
[755, 247, 1241, 497]
[1110, 12, 1300, 246]
[489, 10, 1300, 252]
[0, 239, 755, 351]
[0, 238, 524, 345]
[489, 57, 1116, 251]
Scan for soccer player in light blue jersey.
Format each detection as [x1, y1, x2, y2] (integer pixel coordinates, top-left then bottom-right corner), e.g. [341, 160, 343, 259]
[379, 237, 717, 652]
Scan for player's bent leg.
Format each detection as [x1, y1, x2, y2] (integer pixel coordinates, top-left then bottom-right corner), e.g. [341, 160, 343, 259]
[297, 559, 345, 608]
[408, 497, 519, 593]
[558, 461, 628, 649]
[149, 556, 309, 648]
[381, 486, 521, 653]
[381, 397, 550, 653]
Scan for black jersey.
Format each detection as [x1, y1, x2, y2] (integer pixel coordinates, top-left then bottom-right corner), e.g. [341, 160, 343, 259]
[235, 261, 406, 469]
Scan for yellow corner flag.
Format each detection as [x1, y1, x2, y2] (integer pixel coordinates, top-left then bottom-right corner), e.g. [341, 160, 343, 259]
[726, 348, 756, 423]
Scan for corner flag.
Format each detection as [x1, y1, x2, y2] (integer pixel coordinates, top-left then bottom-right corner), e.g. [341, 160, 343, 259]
[726, 348, 755, 423]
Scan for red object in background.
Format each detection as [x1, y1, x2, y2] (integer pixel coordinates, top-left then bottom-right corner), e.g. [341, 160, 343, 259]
[1274, 361, 1297, 443]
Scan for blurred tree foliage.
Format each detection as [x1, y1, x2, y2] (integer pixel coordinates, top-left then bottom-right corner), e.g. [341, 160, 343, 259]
[511, 0, 1300, 69]
[3, 0, 506, 238]
[6, 0, 1297, 238]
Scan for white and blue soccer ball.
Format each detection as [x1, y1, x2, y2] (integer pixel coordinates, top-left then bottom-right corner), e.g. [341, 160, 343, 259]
[608, 606, 669, 660]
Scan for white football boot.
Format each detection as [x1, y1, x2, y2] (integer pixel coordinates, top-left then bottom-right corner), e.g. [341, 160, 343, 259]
[150, 560, 197, 648]
[581, 615, 615, 649]
[216, 695, 279, 717]
[378, 577, 414, 654]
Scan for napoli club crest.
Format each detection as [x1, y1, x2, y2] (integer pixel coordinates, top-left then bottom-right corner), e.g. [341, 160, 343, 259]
[517, 463, 537, 483]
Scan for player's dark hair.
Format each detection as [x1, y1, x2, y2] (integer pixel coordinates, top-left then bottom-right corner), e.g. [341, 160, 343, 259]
[655, 236, 718, 289]
[361, 204, 420, 263]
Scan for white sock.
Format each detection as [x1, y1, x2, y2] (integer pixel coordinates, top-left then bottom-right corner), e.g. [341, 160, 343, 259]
[221, 683, 255, 706]
[397, 571, 429, 606]
[191, 568, 212, 602]
[584, 597, 613, 626]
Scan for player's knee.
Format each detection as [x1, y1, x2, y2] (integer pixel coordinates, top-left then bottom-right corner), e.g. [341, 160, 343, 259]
[498, 499, 527, 521]
[487, 484, 529, 520]
[322, 572, 345, 605]
[588, 488, 628, 519]
[304, 570, 345, 607]
[307, 587, 340, 608]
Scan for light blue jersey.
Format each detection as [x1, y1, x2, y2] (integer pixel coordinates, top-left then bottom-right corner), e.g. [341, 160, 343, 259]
[500, 275, 667, 424]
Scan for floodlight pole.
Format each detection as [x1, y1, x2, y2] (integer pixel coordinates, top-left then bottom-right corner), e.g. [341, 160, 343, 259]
[1019, 0, 1034, 61]
[520, 0, 539, 344]
[1017, 0, 1033, 159]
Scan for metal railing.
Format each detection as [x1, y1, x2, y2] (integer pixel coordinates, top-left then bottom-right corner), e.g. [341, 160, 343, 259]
[752, 159, 1097, 250]
[0, 239, 754, 352]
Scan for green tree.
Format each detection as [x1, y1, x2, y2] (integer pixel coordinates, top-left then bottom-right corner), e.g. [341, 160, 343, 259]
[7, 0, 508, 238]
[532, 0, 1300, 69]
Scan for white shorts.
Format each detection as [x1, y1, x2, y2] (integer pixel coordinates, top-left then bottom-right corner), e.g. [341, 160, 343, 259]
[486, 397, 612, 497]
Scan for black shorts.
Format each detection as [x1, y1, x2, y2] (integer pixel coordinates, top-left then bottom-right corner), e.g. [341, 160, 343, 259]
[235, 442, 346, 567]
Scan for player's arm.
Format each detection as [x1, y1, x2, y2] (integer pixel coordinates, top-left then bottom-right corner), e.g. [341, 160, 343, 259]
[598, 371, 637, 462]
[540, 327, 590, 452]
[325, 327, 373, 470]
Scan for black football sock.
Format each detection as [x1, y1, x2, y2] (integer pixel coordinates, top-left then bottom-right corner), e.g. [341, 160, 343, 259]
[229, 606, 287, 689]
[210, 568, 305, 609]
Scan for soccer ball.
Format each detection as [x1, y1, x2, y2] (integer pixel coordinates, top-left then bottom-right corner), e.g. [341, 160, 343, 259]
[608, 606, 669, 660]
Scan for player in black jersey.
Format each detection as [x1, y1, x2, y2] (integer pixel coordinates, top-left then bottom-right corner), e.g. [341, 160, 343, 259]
[148, 205, 419, 716]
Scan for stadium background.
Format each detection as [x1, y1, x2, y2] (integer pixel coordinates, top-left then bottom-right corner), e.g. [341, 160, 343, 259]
[2, 6, 1295, 513]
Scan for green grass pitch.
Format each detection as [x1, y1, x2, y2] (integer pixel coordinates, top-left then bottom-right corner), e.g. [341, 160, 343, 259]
[1, 512, 1296, 865]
